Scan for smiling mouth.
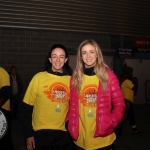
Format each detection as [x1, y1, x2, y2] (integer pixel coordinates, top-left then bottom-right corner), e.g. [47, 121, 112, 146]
[86, 59, 92, 62]
[55, 64, 62, 67]
[55, 63, 62, 66]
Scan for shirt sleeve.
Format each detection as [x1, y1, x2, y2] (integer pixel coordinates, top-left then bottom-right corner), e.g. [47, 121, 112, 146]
[123, 79, 134, 90]
[23, 75, 38, 105]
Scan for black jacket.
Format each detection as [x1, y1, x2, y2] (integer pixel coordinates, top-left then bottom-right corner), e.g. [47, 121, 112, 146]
[9, 73, 23, 95]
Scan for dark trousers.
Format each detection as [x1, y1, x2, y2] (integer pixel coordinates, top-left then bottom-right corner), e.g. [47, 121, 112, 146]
[12, 102, 19, 118]
[72, 143, 114, 150]
[11, 94, 20, 118]
[34, 129, 72, 150]
[0, 108, 15, 150]
[128, 101, 136, 126]
[115, 99, 136, 134]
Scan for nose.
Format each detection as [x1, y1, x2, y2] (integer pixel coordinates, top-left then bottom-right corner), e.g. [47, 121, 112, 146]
[56, 57, 60, 61]
[87, 52, 90, 57]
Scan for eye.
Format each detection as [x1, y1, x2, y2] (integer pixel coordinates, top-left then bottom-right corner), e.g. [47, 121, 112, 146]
[90, 51, 95, 54]
[82, 51, 86, 55]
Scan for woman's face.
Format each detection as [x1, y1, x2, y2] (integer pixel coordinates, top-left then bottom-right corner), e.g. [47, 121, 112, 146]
[49, 48, 68, 72]
[81, 44, 97, 68]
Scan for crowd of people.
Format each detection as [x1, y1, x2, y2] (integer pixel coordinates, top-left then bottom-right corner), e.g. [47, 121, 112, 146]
[0, 39, 142, 150]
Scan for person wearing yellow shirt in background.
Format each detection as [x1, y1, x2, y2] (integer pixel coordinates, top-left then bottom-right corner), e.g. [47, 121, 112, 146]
[0, 67, 15, 150]
[115, 64, 142, 136]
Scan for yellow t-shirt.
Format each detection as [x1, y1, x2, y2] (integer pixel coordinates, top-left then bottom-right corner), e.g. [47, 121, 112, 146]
[121, 79, 134, 103]
[74, 74, 115, 150]
[23, 71, 71, 131]
[0, 67, 11, 111]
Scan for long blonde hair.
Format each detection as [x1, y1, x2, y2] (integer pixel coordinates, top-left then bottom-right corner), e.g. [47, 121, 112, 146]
[72, 39, 109, 94]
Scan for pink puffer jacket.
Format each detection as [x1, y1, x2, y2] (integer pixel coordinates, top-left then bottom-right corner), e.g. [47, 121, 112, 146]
[67, 69, 125, 140]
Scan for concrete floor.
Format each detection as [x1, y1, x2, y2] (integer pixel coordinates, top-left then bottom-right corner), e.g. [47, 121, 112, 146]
[11, 104, 150, 150]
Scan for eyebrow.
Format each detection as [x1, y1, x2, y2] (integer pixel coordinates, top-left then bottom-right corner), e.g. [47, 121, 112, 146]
[51, 54, 65, 56]
[82, 50, 95, 52]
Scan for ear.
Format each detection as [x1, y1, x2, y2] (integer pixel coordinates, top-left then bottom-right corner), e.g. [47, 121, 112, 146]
[65, 58, 68, 63]
[49, 58, 52, 63]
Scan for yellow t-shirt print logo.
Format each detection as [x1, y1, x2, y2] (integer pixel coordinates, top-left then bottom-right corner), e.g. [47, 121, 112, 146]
[80, 85, 98, 118]
[44, 82, 69, 112]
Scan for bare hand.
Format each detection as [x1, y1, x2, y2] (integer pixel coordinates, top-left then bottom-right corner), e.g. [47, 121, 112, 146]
[26, 137, 35, 150]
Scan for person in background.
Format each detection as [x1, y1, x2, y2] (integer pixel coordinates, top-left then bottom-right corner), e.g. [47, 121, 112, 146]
[67, 39, 125, 150]
[9, 66, 23, 119]
[115, 64, 142, 136]
[132, 74, 138, 96]
[0, 66, 15, 150]
[20, 44, 72, 150]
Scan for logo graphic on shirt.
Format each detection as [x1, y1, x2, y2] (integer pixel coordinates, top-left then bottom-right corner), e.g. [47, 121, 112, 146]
[44, 82, 69, 112]
[0, 110, 7, 139]
[79, 84, 98, 118]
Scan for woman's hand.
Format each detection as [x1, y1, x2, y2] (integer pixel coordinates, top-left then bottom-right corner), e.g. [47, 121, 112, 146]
[26, 137, 35, 150]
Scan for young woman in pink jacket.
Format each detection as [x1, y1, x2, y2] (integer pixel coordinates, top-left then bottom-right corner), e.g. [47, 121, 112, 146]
[67, 39, 125, 150]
